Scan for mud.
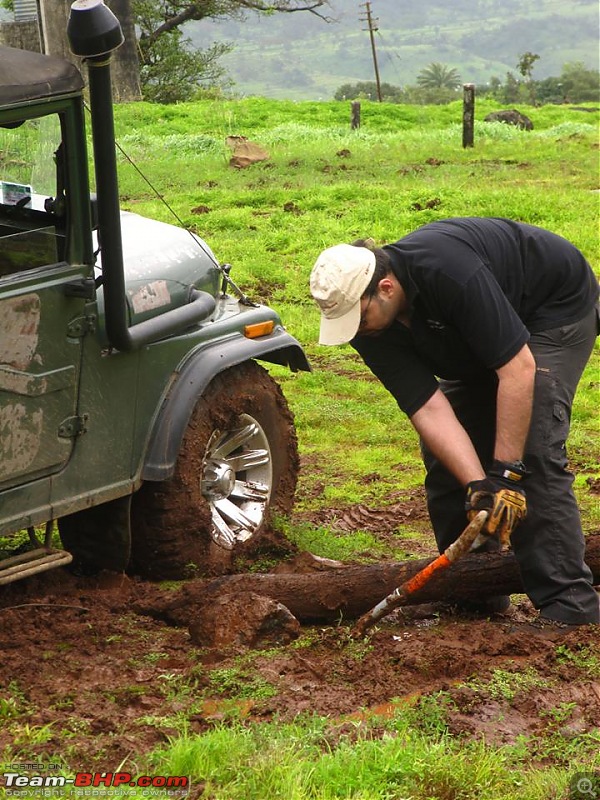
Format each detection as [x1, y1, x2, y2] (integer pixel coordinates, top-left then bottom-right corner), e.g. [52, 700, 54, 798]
[0, 547, 598, 775]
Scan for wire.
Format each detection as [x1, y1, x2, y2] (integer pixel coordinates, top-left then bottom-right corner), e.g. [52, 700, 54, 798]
[375, 29, 404, 86]
[112, 136, 257, 304]
[113, 136, 220, 269]
[82, 101, 263, 304]
[83, 102, 259, 304]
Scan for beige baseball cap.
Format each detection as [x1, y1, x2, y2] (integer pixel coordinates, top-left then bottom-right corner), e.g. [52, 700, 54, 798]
[310, 244, 376, 345]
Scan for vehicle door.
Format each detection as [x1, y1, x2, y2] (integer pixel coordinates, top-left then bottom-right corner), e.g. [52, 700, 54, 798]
[0, 114, 87, 489]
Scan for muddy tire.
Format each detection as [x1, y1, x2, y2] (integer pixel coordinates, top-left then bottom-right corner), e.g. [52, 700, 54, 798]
[58, 495, 132, 575]
[129, 361, 299, 580]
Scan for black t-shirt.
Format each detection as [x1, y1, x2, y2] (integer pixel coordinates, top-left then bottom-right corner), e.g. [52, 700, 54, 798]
[352, 217, 599, 417]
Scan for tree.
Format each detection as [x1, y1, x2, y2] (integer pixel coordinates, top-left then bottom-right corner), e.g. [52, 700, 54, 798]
[134, 0, 331, 101]
[137, 0, 331, 49]
[559, 61, 600, 103]
[20, 0, 331, 103]
[517, 51, 539, 104]
[133, 0, 332, 102]
[535, 76, 565, 106]
[135, 0, 233, 102]
[516, 51, 539, 82]
[334, 81, 405, 103]
[33, 0, 142, 100]
[416, 62, 461, 90]
[502, 71, 523, 104]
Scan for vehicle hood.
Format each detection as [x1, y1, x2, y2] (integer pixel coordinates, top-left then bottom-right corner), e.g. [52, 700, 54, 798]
[96, 211, 221, 326]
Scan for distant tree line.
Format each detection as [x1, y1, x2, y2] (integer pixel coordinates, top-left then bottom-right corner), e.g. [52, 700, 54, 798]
[4, 1, 596, 107]
[0, 0, 332, 104]
[335, 60, 599, 106]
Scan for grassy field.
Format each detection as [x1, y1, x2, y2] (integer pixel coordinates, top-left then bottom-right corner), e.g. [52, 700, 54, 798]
[2, 98, 596, 800]
[112, 96, 600, 529]
[94, 96, 600, 797]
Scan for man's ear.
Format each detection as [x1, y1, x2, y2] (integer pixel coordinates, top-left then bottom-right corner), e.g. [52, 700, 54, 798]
[351, 237, 376, 250]
[378, 277, 396, 298]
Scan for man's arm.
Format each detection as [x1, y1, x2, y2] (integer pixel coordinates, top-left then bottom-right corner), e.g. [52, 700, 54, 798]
[411, 344, 536, 485]
[410, 389, 485, 486]
[494, 343, 536, 462]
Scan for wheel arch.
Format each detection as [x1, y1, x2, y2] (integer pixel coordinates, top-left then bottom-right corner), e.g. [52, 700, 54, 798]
[141, 329, 309, 482]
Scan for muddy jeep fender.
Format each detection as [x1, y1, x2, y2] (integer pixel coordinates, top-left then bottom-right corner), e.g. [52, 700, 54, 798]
[141, 327, 309, 481]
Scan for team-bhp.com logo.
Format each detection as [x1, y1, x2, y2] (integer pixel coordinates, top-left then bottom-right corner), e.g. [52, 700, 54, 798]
[2, 770, 188, 792]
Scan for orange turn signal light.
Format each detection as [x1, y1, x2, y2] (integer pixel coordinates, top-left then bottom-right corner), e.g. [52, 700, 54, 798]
[244, 320, 275, 339]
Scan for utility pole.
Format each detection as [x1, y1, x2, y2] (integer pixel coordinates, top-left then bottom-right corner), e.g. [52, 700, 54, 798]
[359, 1, 382, 102]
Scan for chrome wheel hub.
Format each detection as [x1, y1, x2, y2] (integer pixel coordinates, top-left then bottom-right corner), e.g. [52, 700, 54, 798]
[202, 462, 236, 501]
[201, 414, 273, 550]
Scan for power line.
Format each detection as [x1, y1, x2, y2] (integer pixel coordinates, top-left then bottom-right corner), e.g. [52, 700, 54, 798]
[375, 29, 404, 87]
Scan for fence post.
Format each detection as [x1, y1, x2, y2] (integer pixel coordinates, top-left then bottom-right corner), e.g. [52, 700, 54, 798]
[462, 83, 475, 148]
[351, 101, 361, 130]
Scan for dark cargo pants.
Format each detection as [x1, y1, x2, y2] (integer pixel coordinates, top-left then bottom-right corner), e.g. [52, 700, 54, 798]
[421, 305, 600, 625]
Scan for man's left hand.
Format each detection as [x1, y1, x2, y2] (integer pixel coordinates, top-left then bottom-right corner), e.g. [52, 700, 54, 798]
[466, 460, 529, 546]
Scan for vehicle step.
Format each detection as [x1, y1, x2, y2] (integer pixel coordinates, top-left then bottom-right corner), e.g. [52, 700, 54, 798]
[0, 548, 73, 586]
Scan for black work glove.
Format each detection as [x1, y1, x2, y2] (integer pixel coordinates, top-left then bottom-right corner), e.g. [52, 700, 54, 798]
[465, 460, 529, 547]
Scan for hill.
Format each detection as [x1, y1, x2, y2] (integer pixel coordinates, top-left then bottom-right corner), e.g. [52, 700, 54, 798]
[187, 0, 599, 100]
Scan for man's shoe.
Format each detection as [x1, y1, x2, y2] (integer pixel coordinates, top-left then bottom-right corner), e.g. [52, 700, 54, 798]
[507, 617, 579, 641]
[452, 595, 512, 617]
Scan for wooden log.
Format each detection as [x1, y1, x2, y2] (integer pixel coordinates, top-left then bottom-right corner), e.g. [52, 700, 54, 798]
[143, 533, 600, 626]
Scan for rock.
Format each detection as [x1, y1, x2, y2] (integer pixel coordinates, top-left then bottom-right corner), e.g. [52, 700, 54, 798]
[188, 591, 300, 648]
[226, 135, 270, 168]
[484, 109, 534, 130]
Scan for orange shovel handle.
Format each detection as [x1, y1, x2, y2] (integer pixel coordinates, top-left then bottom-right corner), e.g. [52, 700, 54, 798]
[352, 510, 489, 636]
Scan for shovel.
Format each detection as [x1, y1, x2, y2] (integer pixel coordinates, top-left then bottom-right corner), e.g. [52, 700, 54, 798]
[352, 510, 489, 637]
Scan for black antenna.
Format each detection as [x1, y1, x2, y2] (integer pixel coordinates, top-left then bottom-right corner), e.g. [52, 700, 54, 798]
[359, 1, 382, 102]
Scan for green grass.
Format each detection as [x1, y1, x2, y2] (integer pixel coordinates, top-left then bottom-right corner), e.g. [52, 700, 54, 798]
[113, 99, 600, 289]
[281, 520, 389, 562]
[100, 95, 600, 798]
[133, 716, 586, 800]
[6, 96, 593, 800]
[556, 644, 600, 676]
[461, 666, 551, 702]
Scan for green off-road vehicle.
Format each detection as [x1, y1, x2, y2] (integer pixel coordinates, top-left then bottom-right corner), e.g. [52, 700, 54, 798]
[0, 1, 309, 584]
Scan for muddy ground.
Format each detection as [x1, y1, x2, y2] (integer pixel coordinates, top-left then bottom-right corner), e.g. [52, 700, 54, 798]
[0, 491, 598, 785]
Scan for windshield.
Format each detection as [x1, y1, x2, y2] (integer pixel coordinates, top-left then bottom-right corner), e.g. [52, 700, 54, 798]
[0, 115, 62, 211]
[0, 115, 65, 274]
